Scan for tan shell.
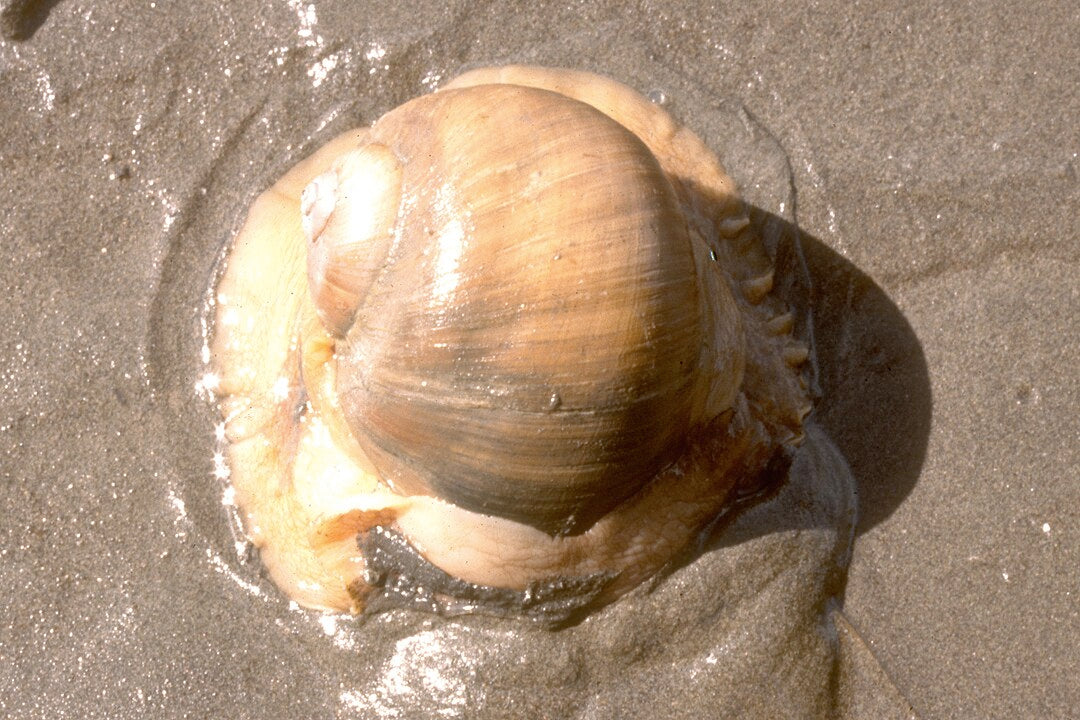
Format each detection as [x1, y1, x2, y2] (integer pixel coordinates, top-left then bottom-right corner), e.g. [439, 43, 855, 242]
[211, 66, 810, 614]
[305, 84, 732, 535]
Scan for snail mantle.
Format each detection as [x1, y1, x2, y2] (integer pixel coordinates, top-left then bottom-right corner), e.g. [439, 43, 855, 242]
[210, 65, 811, 625]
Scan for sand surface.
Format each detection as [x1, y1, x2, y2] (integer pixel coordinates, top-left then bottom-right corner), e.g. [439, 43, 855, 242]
[1, 1, 1076, 718]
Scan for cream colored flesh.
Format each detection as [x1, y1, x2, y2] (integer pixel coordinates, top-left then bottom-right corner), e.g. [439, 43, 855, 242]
[212, 66, 809, 614]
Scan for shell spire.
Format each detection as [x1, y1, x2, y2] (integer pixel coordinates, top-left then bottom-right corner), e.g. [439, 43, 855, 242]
[303, 143, 402, 337]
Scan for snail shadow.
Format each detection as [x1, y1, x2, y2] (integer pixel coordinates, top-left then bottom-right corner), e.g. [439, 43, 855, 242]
[726, 205, 931, 540]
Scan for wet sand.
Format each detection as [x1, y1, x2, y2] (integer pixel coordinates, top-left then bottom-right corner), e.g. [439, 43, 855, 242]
[1, 1, 1077, 718]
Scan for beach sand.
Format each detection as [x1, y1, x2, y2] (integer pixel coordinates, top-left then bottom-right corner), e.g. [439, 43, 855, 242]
[1, 1, 1076, 717]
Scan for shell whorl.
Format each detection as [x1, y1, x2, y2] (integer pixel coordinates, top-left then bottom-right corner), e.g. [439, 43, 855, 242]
[303, 143, 402, 336]
[304, 84, 742, 535]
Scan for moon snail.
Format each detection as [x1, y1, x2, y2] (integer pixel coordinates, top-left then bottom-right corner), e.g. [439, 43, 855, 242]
[210, 66, 811, 624]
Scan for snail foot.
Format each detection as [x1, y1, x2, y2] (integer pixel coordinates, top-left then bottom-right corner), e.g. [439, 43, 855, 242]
[352, 526, 616, 629]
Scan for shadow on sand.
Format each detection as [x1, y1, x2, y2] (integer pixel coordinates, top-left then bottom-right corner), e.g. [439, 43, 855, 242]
[753, 202, 931, 537]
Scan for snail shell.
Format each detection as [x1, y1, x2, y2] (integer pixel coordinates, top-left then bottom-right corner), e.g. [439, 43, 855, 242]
[304, 84, 734, 535]
[211, 66, 810, 616]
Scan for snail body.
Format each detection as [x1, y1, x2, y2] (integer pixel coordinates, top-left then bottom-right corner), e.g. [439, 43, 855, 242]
[212, 66, 809, 617]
